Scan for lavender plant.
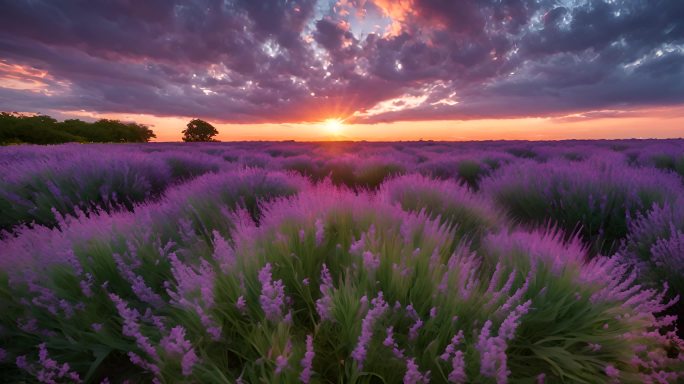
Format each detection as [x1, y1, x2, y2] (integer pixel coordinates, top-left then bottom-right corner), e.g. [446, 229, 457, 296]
[0, 153, 171, 232]
[202, 187, 683, 383]
[620, 199, 684, 329]
[0, 169, 305, 383]
[379, 174, 504, 247]
[481, 158, 683, 255]
[0, 149, 229, 232]
[1, 141, 684, 384]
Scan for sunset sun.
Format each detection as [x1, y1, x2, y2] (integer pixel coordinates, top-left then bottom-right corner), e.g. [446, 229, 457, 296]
[323, 118, 345, 136]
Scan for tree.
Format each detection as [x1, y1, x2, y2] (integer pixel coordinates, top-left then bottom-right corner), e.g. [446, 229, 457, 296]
[182, 119, 219, 142]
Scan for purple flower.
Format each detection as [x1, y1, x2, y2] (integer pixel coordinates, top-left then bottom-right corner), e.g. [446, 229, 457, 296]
[441, 330, 464, 361]
[236, 295, 247, 313]
[349, 235, 366, 254]
[476, 320, 509, 383]
[448, 351, 467, 383]
[212, 230, 236, 272]
[403, 358, 430, 384]
[109, 293, 159, 362]
[275, 355, 288, 374]
[181, 348, 198, 377]
[17, 343, 84, 383]
[383, 326, 395, 347]
[408, 319, 423, 341]
[160, 326, 191, 356]
[383, 326, 404, 359]
[605, 364, 620, 378]
[300, 334, 315, 383]
[258, 263, 287, 322]
[362, 251, 380, 271]
[128, 352, 160, 375]
[405, 304, 419, 320]
[16, 355, 29, 371]
[498, 300, 532, 341]
[315, 264, 334, 321]
[351, 292, 388, 369]
[112, 252, 164, 309]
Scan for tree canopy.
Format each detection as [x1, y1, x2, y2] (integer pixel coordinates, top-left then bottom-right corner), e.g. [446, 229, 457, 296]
[0, 112, 156, 145]
[182, 118, 219, 142]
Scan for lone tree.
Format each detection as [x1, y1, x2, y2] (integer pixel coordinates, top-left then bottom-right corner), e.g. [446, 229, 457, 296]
[182, 118, 218, 142]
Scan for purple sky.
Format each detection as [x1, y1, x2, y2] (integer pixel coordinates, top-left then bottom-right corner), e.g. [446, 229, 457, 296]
[0, 0, 683, 127]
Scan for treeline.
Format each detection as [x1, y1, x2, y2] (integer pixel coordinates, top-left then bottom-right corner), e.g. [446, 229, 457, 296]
[0, 112, 156, 145]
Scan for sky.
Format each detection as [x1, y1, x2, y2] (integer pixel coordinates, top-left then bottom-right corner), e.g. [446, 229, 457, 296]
[0, 0, 683, 141]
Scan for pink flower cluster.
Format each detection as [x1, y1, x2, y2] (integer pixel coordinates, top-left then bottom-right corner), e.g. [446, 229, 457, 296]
[258, 263, 287, 322]
[160, 326, 198, 376]
[15, 343, 82, 383]
[352, 291, 389, 369]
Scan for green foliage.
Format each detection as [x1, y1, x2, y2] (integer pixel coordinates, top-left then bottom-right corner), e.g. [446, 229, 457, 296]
[380, 175, 504, 249]
[650, 153, 684, 180]
[182, 119, 219, 142]
[0, 170, 304, 383]
[456, 160, 488, 190]
[0, 112, 156, 145]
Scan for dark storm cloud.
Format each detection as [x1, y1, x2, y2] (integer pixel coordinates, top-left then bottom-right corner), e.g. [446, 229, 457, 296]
[0, 0, 682, 123]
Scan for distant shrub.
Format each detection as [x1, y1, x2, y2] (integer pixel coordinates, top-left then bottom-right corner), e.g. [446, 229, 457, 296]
[628, 144, 684, 180]
[238, 153, 272, 169]
[0, 112, 155, 144]
[354, 162, 406, 189]
[0, 153, 172, 232]
[154, 151, 227, 180]
[649, 154, 684, 180]
[323, 158, 405, 189]
[380, 174, 503, 247]
[505, 146, 538, 160]
[417, 158, 490, 190]
[280, 155, 327, 181]
[324, 160, 357, 187]
[481, 159, 683, 255]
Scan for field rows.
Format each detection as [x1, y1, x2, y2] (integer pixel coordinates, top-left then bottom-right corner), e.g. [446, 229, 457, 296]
[1, 140, 684, 383]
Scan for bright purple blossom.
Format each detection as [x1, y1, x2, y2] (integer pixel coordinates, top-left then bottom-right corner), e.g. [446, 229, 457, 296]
[315, 264, 334, 321]
[275, 355, 288, 374]
[352, 292, 389, 369]
[448, 351, 467, 383]
[300, 334, 315, 383]
[236, 295, 247, 313]
[408, 319, 423, 341]
[16, 343, 84, 383]
[403, 358, 430, 384]
[109, 293, 159, 362]
[258, 263, 287, 322]
[212, 230, 236, 272]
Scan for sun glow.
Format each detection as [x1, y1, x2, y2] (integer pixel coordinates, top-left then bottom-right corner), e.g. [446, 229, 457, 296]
[323, 118, 345, 136]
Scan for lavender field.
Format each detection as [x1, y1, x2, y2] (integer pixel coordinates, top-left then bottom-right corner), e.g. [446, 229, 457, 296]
[1, 140, 684, 383]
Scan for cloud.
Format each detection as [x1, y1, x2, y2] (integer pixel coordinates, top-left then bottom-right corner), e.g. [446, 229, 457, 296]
[0, 0, 682, 124]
